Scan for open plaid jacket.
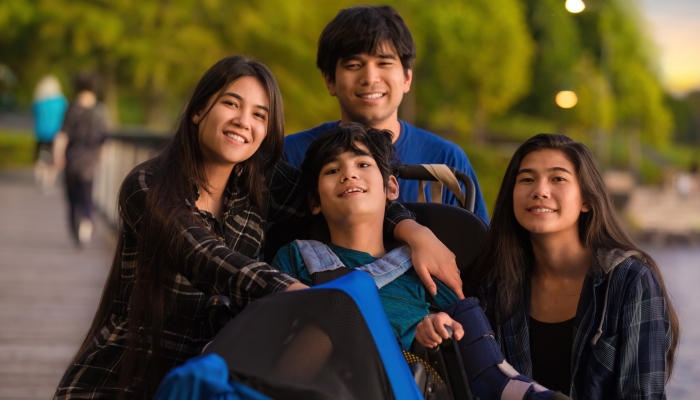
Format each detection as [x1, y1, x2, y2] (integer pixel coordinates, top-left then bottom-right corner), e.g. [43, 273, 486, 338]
[489, 249, 672, 400]
[54, 161, 412, 399]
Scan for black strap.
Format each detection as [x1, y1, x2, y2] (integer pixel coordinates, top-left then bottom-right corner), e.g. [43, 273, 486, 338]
[310, 267, 353, 286]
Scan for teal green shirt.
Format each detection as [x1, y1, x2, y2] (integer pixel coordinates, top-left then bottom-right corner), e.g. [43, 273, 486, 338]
[272, 242, 459, 350]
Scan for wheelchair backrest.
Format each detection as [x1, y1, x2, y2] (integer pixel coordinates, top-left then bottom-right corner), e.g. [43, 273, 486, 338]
[401, 202, 487, 277]
[264, 203, 487, 280]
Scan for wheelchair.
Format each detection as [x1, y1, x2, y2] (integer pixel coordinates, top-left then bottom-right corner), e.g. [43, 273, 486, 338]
[163, 165, 487, 399]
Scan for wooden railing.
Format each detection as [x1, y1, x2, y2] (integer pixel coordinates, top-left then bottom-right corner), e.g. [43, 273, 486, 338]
[93, 130, 168, 227]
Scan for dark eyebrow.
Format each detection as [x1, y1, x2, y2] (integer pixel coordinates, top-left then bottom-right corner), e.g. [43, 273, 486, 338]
[517, 167, 572, 176]
[340, 55, 362, 63]
[341, 52, 398, 63]
[322, 156, 340, 168]
[375, 52, 398, 60]
[222, 92, 269, 113]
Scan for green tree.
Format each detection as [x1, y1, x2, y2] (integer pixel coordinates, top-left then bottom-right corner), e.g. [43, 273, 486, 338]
[407, 0, 534, 142]
[600, 0, 672, 147]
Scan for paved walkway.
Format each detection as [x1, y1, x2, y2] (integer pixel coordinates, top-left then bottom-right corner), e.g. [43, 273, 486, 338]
[0, 169, 112, 399]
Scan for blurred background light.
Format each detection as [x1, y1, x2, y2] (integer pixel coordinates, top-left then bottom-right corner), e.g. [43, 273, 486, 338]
[565, 0, 586, 13]
[555, 90, 578, 108]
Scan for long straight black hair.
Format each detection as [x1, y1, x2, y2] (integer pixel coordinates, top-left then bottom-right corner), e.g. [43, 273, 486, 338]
[69, 55, 285, 398]
[466, 133, 679, 379]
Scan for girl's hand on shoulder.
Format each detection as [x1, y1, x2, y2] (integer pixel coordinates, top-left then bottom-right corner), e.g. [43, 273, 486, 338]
[415, 312, 464, 348]
[396, 220, 464, 299]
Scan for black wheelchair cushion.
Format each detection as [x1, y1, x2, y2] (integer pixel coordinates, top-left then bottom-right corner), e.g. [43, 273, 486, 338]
[265, 203, 488, 283]
[401, 202, 487, 278]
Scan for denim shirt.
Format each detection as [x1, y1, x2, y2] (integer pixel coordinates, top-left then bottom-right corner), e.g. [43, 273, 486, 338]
[492, 249, 672, 400]
[295, 240, 413, 289]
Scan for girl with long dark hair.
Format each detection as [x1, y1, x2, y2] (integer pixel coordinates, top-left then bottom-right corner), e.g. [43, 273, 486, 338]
[466, 134, 679, 399]
[54, 55, 459, 399]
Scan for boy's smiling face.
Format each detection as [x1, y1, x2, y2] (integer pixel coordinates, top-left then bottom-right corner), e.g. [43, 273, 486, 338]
[313, 142, 399, 224]
[324, 42, 412, 131]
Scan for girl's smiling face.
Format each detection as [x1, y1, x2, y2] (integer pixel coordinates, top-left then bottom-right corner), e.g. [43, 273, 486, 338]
[195, 76, 270, 168]
[512, 149, 590, 239]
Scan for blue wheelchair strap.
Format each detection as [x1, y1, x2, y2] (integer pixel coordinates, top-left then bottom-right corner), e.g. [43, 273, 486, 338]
[311, 271, 424, 400]
[295, 240, 413, 289]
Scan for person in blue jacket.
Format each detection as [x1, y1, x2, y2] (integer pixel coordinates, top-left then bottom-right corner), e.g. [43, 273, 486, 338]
[282, 5, 489, 223]
[31, 74, 68, 191]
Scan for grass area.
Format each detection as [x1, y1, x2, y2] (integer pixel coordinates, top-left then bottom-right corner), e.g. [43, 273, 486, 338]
[641, 143, 700, 184]
[0, 129, 34, 169]
[606, 134, 700, 184]
[652, 144, 700, 169]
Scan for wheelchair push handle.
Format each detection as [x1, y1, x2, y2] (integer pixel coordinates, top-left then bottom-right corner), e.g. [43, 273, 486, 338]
[397, 164, 476, 211]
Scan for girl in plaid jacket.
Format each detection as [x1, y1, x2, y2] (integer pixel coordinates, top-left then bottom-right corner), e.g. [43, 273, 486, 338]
[467, 134, 679, 399]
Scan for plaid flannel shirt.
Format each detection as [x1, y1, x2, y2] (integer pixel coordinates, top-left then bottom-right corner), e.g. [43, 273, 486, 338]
[490, 249, 672, 400]
[55, 161, 413, 398]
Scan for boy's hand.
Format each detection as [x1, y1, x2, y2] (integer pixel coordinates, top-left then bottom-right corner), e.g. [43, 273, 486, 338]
[415, 312, 464, 348]
[395, 220, 464, 299]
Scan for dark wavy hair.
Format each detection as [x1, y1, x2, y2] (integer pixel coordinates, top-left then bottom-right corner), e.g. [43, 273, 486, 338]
[466, 133, 679, 380]
[69, 55, 284, 398]
[300, 122, 399, 209]
[317, 5, 416, 82]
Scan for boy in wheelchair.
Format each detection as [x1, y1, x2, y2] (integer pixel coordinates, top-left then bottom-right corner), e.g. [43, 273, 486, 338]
[271, 123, 570, 400]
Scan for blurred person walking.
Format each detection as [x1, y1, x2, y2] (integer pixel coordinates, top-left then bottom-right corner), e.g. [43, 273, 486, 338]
[53, 73, 109, 246]
[32, 74, 68, 192]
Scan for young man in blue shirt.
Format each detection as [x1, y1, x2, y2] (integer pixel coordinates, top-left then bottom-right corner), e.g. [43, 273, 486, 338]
[283, 5, 490, 223]
[273, 124, 569, 400]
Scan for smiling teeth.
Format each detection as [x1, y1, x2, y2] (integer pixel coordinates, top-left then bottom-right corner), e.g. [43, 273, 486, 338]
[226, 133, 245, 143]
[360, 93, 383, 99]
[343, 188, 365, 194]
[531, 208, 555, 212]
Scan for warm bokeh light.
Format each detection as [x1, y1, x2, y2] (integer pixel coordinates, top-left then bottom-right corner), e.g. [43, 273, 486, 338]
[556, 90, 578, 108]
[565, 0, 586, 13]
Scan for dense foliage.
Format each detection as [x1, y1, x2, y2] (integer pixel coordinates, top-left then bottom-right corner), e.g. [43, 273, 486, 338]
[0, 0, 680, 148]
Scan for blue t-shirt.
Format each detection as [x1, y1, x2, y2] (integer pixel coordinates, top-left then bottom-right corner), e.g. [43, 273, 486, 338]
[272, 242, 459, 350]
[284, 120, 489, 223]
[32, 95, 68, 142]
